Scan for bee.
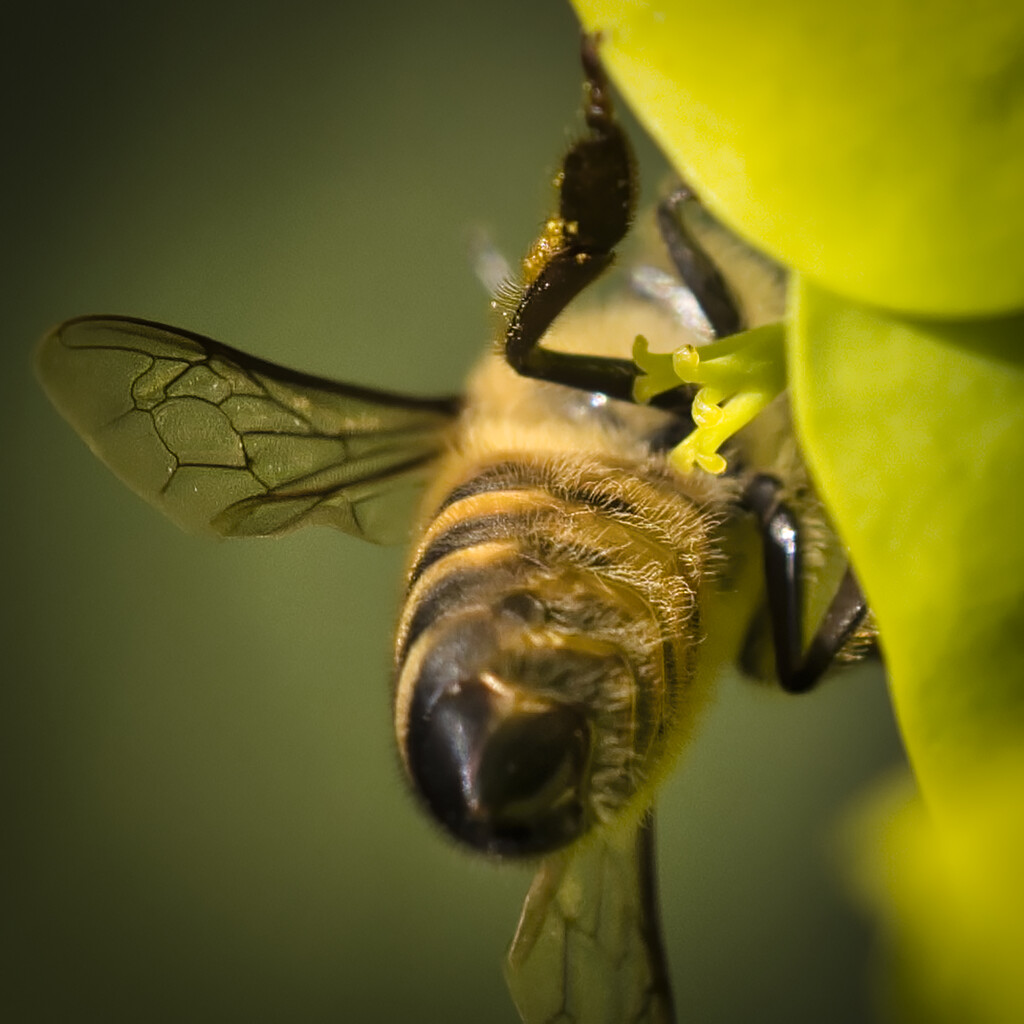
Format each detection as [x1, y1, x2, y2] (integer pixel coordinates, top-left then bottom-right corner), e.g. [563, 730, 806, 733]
[37, 35, 869, 1024]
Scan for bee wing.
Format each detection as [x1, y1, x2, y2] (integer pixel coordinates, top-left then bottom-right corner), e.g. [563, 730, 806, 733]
[505, 812, 674, 1024]
[37, 315, 459, 544]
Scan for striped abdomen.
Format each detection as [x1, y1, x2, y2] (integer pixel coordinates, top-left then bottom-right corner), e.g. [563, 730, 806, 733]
[394, 453, 714, 857]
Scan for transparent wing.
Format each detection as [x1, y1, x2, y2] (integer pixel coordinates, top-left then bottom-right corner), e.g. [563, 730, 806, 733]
[37, 315, 459, 544]
[505, 811, 675, 1024]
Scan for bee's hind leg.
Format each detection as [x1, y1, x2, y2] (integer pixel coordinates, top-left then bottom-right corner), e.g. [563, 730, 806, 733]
[743, 473, 869, 693]
[502, 36, 642, 403]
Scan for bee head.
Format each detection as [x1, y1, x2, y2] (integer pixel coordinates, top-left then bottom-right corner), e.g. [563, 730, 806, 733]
[399, 587, 639, 858]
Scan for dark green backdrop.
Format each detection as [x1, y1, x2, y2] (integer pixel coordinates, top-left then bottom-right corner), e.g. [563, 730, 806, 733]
[4, 3, 903, 1021]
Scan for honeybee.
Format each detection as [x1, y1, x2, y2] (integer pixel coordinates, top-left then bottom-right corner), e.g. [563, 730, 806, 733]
[37, 36, 868, 1024]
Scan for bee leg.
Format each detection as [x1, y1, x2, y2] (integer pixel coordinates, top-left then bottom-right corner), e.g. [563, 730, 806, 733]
[788, 568, 869, 691]
[636, 810, 678, 1023]
[502, 35, 641, 403]
[655, 189, 744, 339]
[744, 473, 869, 693]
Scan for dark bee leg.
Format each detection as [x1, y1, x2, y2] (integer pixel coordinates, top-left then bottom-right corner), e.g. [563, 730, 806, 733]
[744, 474, 869, 693]
[655, 190, 743, 339]
[502, 36, 641, 402]
[637, 810, 677, 1024]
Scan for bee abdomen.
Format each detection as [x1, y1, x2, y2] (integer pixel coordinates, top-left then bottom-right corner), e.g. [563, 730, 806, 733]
[398, 454, 709, 667]
[393, 454, 713, 854]
[418, 453, 698, 563]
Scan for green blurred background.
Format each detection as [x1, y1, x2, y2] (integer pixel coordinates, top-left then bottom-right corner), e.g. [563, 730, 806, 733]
[3, 2, 905, 1021]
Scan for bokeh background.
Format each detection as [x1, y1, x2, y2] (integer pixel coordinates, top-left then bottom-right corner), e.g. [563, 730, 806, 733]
[4, 2, 906, 1021]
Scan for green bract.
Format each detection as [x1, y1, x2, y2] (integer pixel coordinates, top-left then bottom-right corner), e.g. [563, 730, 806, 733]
[790, 281, 1024, 806]
[572, 0, 1024, 316]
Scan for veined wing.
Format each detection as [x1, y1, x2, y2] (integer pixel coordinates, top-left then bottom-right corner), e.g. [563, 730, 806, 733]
[37, 315, 459, 544]
[506, 811, 675, 1024]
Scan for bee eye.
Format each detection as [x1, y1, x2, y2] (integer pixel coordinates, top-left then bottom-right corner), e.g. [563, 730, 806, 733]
[406, 672, 591, 857]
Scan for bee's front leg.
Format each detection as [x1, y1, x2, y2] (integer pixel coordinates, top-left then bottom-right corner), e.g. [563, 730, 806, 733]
[654, 189, 744, 339]
[743, 473, 869, 693]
